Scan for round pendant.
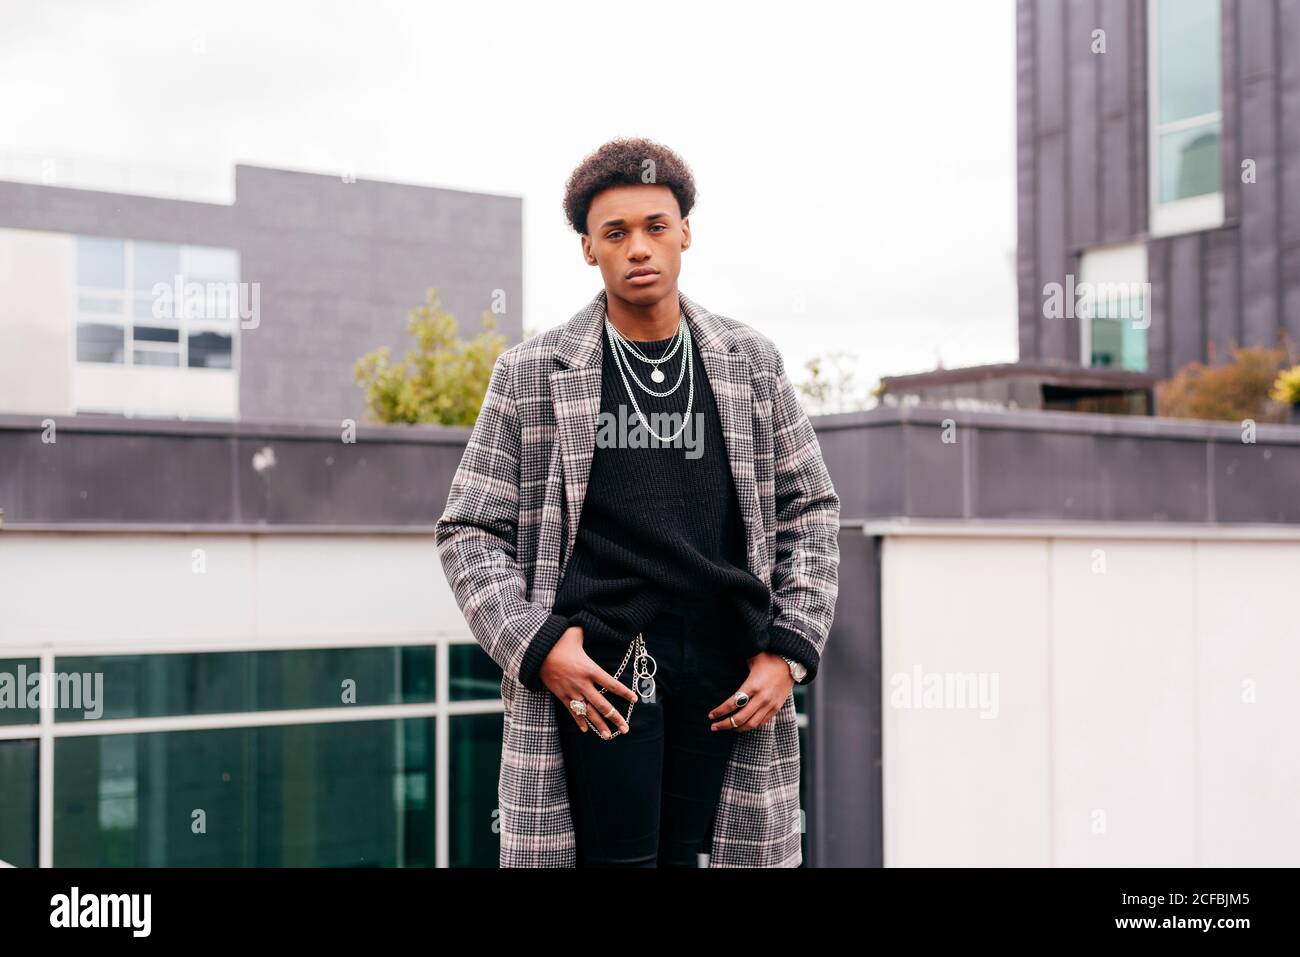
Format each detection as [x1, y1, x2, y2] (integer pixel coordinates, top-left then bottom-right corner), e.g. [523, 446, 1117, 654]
[650, 368, 665, 383]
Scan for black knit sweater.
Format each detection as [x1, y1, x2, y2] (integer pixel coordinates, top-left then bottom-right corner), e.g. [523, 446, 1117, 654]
[517, 313, 819, 693]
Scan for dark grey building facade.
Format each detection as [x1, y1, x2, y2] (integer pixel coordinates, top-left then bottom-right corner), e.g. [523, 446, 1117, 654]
[1017, 0, 1300, 380]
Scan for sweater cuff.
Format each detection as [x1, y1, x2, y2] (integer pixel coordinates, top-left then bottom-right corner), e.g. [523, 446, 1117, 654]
[763, 623, 821, 686]
[518, 612, 572, 693]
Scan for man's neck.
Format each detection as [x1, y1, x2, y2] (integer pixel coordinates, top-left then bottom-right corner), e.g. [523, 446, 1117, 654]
[605, 284, 682, 342]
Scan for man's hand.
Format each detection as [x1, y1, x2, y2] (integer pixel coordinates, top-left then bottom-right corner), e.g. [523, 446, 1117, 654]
[706, 652, 794, 732]
[540, 626, 637, 739]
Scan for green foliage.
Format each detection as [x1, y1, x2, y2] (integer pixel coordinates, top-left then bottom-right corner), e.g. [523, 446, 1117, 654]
[1156, 344, 1292, 422]
[796, 351, 871, 415]
[353, 288, 507, 426]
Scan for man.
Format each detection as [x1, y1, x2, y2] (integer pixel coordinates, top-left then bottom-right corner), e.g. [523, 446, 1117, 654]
[435, 137, 840, 867]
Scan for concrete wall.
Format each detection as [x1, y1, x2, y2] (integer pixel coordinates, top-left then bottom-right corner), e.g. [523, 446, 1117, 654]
[1016, 0, 1300, 375]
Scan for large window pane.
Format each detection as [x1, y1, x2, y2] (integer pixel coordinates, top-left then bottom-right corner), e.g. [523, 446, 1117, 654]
[448, 712, 503, 867]
[76, 236, 125, 289]
[132, 241, 181, 292]
[54, 647, 435, 723]
[76, 322, 125, 363]
[1159, 124, 1222, 202]
[54, 717, 436, 866]
[1156, 0, 1221, 124]
[0, 739, 38, 868]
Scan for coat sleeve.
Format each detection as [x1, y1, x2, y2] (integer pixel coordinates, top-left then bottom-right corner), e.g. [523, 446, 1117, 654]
[758, 347, 841, 685]
[434, 350, 560, 689]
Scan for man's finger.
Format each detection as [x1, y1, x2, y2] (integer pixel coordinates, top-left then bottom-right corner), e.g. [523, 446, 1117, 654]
[591, 664, 638, 704]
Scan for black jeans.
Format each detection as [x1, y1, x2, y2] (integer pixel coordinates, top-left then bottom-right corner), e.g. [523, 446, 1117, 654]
[553, 605, 751, 867]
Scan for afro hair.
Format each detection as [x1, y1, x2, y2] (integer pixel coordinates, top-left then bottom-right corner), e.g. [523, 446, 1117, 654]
[562, 137, 697, 235]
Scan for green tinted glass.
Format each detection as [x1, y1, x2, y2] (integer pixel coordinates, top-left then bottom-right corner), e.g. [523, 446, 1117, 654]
[53, 717, 436, 866]
[1159, 124, 1222, 202]
[0, 659, 41, 727]
[448, 712, 505, 867]
[0, 739, 38, 868]
[1157, 0, 1221, 124]
[52, 647, 435, 722]
[448, 643, 502, 702]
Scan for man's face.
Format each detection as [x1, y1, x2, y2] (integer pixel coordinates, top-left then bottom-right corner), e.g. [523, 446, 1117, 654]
[581, 184, 690, 305]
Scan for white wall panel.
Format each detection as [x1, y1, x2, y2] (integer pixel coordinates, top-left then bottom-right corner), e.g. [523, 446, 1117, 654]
[882, 533, 1300, 867]
[0, 532, 467, 653]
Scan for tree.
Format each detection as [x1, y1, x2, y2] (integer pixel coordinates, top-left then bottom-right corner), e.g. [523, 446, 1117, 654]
[796, 350, 872, 415]
[354, 288, 507, 426]
[1156, 343, 1293, 422]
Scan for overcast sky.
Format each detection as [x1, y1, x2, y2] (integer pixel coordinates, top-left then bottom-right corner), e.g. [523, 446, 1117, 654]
[1, 0, 1018, 399]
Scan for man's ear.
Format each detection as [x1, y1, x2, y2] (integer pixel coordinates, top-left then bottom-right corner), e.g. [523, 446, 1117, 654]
[680, 217, 691, 251]
[581, 233, 596, 266]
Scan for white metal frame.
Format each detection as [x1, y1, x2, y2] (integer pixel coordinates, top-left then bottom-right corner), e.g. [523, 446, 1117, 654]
[1147, 0, 1226, 237]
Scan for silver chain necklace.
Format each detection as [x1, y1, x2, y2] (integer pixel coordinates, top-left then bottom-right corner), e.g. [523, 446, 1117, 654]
[607, 315, 686, 383]
[605, 315, 695, 443]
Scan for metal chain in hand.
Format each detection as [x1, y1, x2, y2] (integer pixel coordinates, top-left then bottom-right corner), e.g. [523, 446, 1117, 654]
[592, 633, 657, 738]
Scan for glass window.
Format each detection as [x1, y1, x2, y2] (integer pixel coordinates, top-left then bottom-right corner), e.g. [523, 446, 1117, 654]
[53, 647, 436, 723]
[76, 322, 126, 364]
[188, 330, 233, 369]
[133, 325, 180, 344]
[1, 659, 41, 727]
[132, 349, 180, 367]
[132, 241, 180, 292]
[448, 712, 504, 868]
[1158, 126, 1222, 203]
[1080, 244, 1149, 372]
[449, 643, 504, 702]
[54, 718, 437, 866]
[1150, 0, 1223, 229]
[1156, 0, 1221, 123]
[0, 740, 38, 868]
[72, 237, 241, 413]
[79, 295, 126, 315]
[75, 236, 125, 289]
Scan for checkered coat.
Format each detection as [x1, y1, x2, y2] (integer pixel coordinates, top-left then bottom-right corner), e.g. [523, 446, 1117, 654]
[434, 288, 840, 867]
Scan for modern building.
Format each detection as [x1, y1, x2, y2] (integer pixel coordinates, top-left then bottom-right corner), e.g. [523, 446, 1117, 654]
[1017, 0, 1300, 378]
[885, 0, 1300, 413]
[0, 164, 523, 423]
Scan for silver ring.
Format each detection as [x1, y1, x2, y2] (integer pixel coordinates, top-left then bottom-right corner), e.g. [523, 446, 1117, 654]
[729, 716, 738, 729]
[733, 691, 749, 708]
[569, 699, 587, 716]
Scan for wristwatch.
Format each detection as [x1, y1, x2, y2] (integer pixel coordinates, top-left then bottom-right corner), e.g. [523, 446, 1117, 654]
[781, 655, 808, 684]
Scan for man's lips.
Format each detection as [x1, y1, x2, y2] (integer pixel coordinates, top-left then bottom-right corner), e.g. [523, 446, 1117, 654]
[627, 269, 659, 286]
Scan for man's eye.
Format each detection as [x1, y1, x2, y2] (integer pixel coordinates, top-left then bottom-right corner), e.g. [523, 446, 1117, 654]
[607, 231, 623, 240]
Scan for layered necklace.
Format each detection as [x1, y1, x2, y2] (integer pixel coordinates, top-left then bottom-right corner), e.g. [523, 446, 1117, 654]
[604, 310, 695, 444]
